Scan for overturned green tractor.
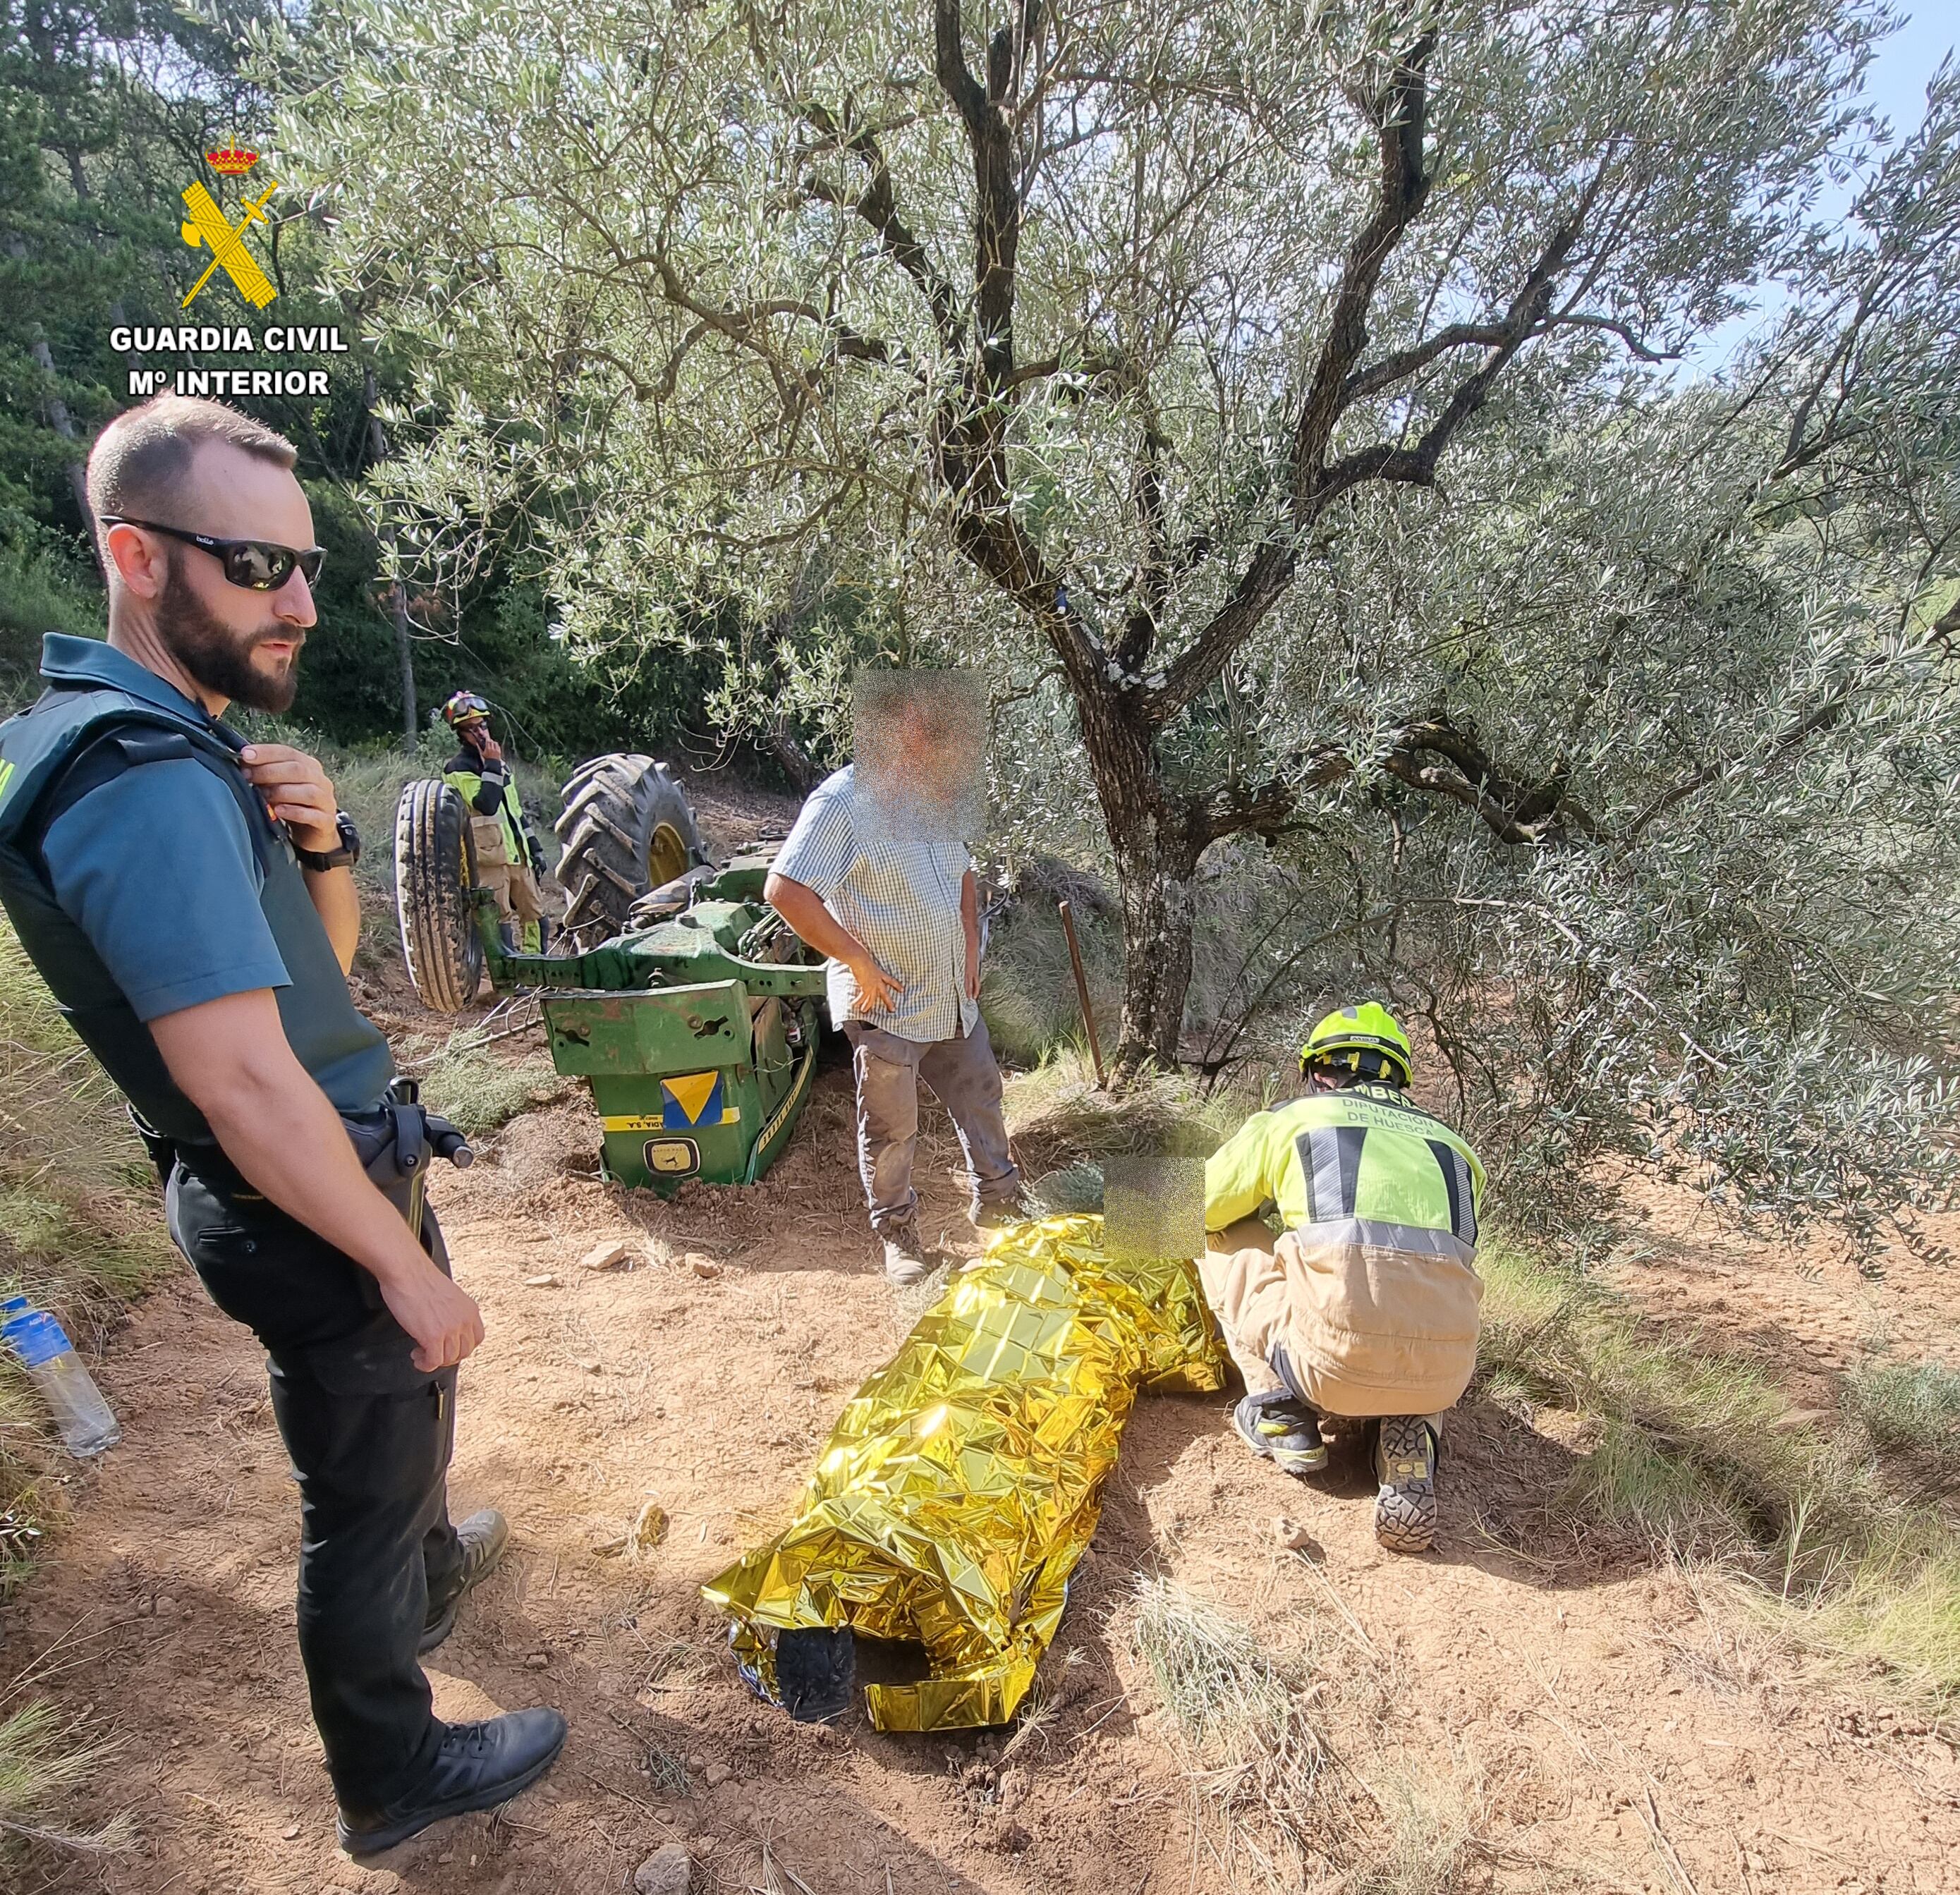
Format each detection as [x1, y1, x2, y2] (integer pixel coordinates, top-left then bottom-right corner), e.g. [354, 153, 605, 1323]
[394, 760, 828, 1192]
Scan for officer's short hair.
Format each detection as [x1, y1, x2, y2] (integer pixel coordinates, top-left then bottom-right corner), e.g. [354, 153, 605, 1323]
[86, 396, 298, 536]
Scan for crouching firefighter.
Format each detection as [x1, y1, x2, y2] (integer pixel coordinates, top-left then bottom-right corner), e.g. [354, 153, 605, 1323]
[0, 396, 566, 1858]
[1199, 1004, 1485, 1553]
[439, 690, 552, 954]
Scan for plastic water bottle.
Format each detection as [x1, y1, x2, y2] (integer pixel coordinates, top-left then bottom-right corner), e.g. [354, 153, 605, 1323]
[1, 1295, 120, 1457]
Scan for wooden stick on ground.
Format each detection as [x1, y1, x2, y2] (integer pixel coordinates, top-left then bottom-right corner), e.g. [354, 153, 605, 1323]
[1057, 899, 1106, 1088]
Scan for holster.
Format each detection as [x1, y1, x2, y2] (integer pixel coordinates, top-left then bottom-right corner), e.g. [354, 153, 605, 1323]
[339, 1077, 472, 1244]
[129, 1104, 180, 1188]
[144, 1079, 470, 1248]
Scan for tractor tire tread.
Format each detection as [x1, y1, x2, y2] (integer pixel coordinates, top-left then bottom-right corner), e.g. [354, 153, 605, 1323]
[394, 779, 482, 1015]
[550, 754, 707, 941]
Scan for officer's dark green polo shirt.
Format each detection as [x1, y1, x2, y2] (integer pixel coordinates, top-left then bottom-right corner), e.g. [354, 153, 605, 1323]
[28, 635, 394, 1117]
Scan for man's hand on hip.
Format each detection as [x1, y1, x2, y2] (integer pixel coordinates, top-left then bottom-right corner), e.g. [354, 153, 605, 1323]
[848, 953, 904, 1014]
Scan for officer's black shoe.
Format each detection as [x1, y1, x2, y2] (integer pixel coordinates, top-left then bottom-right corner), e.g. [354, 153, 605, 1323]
[337, 1707, 568, 1859]
[420, 1509, 510, 1655]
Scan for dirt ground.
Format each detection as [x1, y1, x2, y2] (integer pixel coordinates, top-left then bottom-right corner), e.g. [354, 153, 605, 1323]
[4, 774, 1959, 1895]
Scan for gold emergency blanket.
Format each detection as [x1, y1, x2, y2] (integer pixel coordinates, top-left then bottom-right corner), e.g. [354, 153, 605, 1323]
[704, 1215, 1224, 1731]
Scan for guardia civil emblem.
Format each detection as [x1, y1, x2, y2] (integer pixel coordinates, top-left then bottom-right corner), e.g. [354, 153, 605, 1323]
[180, 144, 280, 310]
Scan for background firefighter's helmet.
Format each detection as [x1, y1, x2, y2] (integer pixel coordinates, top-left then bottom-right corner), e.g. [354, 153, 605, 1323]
[1300, 1002, 1414, 1088]
[439, 689, 492, 730]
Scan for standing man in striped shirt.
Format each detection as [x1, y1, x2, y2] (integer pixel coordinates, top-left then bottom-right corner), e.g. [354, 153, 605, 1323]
[765, 673, 1025, 1284]
[1200, 1004, 1485, 1553]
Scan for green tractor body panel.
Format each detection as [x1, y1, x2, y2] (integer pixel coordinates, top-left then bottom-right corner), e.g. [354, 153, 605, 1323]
[474, 847, 831, 1193]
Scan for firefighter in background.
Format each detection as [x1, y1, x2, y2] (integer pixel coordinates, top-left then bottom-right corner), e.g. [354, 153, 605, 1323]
[439, 692, 551, 953]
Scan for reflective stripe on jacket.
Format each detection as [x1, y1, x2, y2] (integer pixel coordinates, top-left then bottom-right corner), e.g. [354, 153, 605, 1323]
[1203, 1083, 1485, 1249]
[443, 756, 526, 868]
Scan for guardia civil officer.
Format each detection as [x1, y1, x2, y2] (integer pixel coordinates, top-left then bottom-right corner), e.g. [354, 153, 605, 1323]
[0, 396, 566, 1857]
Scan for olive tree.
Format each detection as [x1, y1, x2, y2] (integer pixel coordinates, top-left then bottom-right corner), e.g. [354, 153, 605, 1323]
[273, 0, 1908, 1013]
[274, 1, 1960, 1226]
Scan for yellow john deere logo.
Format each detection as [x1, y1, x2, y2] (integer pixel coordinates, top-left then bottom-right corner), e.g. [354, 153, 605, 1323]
[181, 146, 279, 311]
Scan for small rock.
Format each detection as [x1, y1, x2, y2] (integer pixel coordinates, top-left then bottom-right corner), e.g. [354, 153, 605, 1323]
[633, 1843, 694, 1895]
[134, 1595, 154, 1616]
[1272, 1516, 1314, 1549]
[578, 1358, 604, 1375]
[703, 1760, 731, 1789]
[630, 1500, 669, 1562]
[579, 1238, 633, 1272]
[154, 1595, 179, 1616]
[525, 1652, 551, 1670]
[685, 1253, 722, 1279]
[524, 1274, 561, 1288]
[686, 1753, 706, 1772]
[281, 1822, 300, 1839]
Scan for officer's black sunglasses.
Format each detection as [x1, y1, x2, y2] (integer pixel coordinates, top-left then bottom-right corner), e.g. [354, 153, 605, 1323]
[97, 516, 326, 591]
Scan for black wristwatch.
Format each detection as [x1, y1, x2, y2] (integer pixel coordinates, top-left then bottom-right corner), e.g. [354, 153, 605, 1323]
[294, 810, 362, 872]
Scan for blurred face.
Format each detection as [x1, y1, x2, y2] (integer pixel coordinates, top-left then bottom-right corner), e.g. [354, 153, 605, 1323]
[142, 441, 318, 714]
[893, 702, 980, 811]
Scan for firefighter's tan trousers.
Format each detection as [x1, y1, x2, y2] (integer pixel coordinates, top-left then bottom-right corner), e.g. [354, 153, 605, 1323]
[1200, 1219, 1291, 1398]
[470, 818, 545, 927]
[1198, 1217, 1465, 1428]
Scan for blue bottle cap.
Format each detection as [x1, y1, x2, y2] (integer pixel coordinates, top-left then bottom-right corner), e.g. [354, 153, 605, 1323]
[5, 1312, 73, 1370]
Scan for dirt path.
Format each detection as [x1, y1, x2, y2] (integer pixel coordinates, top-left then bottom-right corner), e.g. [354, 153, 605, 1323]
[4, 1059, 1956, 1895]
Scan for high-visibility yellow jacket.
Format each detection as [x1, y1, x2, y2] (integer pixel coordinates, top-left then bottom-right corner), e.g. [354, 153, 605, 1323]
[443, 751, 530, 872]
[1204, 1083, 1484, 1245]
[1203, 1084, 1486, 1417]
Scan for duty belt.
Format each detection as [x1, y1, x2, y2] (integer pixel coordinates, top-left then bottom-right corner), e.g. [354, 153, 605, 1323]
[138, 1076, 473, 1243]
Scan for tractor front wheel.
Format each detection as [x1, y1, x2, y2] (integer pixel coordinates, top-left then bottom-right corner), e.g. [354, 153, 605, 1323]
[554, 753, 707, 944]
[394, 779, 484, 1014]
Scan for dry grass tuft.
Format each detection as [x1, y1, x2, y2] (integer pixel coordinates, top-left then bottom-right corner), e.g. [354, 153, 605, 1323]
[1131, 1575, 1327, 1891]
[1128, 1573, 1511, 1892]
[1350, 1744, 1491, 1895]
[1845, 1353, 1960, 1453]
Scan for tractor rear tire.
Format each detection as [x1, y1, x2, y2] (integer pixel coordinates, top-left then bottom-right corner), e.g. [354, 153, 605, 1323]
[395, 779, 484, 1014]
[554, 754, 707, 942]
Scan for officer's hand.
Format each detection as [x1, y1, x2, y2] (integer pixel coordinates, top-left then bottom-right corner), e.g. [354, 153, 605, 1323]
[848, 953, 903, 1014]
[381, 1259, 486, 1371]
[240, 743, 340, 854]
[477, 734, 504, 764]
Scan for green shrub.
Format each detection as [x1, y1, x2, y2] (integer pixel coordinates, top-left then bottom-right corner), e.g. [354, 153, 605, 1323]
[1846, 1356, 1960, 1453]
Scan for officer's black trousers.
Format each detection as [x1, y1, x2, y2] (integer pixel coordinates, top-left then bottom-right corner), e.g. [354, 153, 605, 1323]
[166, 1157, 463, 1811]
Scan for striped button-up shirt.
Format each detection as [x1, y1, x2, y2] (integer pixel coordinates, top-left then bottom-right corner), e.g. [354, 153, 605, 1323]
[772, 764, 978, 1044]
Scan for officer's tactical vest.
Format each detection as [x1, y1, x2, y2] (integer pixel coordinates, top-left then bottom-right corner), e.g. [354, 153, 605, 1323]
[0, 678, 392, 1144]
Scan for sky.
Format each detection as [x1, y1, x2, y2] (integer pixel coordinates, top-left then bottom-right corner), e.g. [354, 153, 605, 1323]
[1689, 6, 1955, 373]
[1865, 6, 1954, 139]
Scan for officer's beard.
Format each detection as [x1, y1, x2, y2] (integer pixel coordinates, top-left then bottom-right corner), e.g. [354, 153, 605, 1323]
[155, 547, 305, 714]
